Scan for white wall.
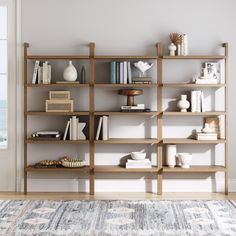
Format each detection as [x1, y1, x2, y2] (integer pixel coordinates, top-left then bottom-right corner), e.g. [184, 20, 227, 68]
[18, 0, 236, 192]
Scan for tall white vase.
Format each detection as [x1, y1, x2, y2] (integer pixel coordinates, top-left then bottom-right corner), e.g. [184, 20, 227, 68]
[166, 144, 177, 167]
[63, 61, 78, 82]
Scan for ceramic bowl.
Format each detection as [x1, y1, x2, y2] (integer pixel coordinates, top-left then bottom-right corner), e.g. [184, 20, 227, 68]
[176, 153, 192, 168]
[131, 152, 146, 160]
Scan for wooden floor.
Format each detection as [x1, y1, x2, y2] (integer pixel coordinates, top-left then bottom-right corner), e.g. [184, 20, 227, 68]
[0, 192, 235, 201]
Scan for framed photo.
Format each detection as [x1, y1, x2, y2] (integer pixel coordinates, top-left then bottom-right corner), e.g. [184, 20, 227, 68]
[204, 61, 220, 81]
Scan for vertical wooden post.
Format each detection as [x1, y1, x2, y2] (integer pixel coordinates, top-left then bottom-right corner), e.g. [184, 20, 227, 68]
[222, 43, 228, 195]
[156, 43, 163, 195]
[89, 42, 95, 195]
[23, 43, 29, 194]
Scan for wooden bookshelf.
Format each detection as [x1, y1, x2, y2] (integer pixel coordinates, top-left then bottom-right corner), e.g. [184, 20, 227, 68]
[23, 42, 228, 195]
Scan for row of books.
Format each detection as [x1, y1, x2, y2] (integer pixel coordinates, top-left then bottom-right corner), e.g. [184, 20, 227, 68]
[120, 104, 150, 112]
[95, 116, 109, 140]
[63, 116, 86, 140]
[126, 159, 152, 169]
[191, 90, 205, 112]
[110, 61, 132, 84]
[32, 60, 52, 84]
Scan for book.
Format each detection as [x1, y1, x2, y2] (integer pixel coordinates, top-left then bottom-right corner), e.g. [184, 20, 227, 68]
[63, 120, 71, 140]
[32, 60, 40, 84]
[123, 61, 127, 84]
[110, 61, 116, 84]
[95, 117, 103, 140]
[127, 159, 151, 163]
[132, 77, 152, 82]
[200, 91, 205, 112]
[191, 90, 196, 112]
[127, 62, 132, 84]
[47, 64, 52, 84]
[102, 116, 109, 140]
[116, 62, 120, 84]
[42, 61, 49, 84]
[120, 62, 124, 84]
[37, 66, 43, 84]
[196, 132, 217, 140]
[56, 81, 80, 84]
[196, 90, 201, 112]
[126, 162, 152, 168]
[36, 131, 59, 135]
[71, 116, 78, 140]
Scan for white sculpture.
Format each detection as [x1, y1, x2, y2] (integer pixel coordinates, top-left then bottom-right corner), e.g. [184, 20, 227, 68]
[77, 122, 86, 140]
[63, 61, 78, 82]
[177, 94, 190, 112]
[133, 61, 153, 77]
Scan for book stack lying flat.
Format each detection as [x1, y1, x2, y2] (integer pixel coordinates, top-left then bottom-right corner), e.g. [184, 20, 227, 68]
[196, 132, 217, 140]
[120, 104, 150, 112]
[132, 77, 152, 84]
[31, 131, 61, 140]
[126, 159, 152, 169]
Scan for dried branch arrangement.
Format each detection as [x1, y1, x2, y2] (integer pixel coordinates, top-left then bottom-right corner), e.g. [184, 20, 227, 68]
[169, 32, 183, 45]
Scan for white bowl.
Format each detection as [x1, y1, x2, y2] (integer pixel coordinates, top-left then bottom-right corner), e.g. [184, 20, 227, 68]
[131, 152, 146, 160]
[176, 153, 192, 168]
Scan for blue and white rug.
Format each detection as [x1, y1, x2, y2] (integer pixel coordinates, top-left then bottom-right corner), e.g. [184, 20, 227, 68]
[0, 200, 235, 235]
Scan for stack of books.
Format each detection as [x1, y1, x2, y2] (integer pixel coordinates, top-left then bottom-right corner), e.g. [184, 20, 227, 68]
[120, 104, 150, 112]
[110, 61, 132, 84]
[126, 159, 152, 169]
[32, 60, 52, 84]
[191, 90, 205, 112]
[95, 116, 109, 140]
[31, 131, 61, 140]
[131, 77, 152, 84]
[196, 132, 217, 140]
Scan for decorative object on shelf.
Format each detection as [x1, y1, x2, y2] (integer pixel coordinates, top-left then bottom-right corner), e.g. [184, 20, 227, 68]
[202, 123, 214, 133]
[133, 61, 153, 78]
[31, 131, 62, 140]
[118, 89, 143, 106]
[177, 94, 190, 112]
[166, 144, 177, 168]
[63, 61, 78, 82]
[49, 91, 70, 100]
[169, 32, 188, 56]
[61, 159, 85, 168]
[205, 117, 221, 138]
[181, 34, 188, 56]
[131, 152, 146, 160]
[77, 122, 86, 140]
[31, 60, 52, 84]
[176, 153, 192, 168]
[80, 66, 86, 84]
[168, 43, 177, 56]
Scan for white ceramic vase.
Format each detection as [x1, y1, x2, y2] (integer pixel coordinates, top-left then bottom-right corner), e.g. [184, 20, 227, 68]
[168, 43, 177, 56]
[63, 61, 78, 82]
[177, 94, 190, 112]
[176, 153, 192, 168]
[166, 144, 177, 167]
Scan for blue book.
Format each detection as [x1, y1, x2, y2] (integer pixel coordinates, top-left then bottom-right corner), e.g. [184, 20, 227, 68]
[127, 62, 132, 84]
[120, 62, 124, 84]
[110, 61, 116, 84]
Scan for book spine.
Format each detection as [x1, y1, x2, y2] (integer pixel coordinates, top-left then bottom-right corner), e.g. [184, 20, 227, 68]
[116, 62, 120, 84]
[71, 116, 78, 140]
[182, 34, 188, 56]
[32, 60, 40, 84]
[63, 120, 70, 140]
[42, 61, 48, 84]
[127, 62, 132, 84]
[110, 61, 116, 84]
[47, 64, 52, 84]
[123, 61, 127, 84]
[200, 91, 205, 112]
[196, 90, 201, 112]
[191, 90, 196, 112]
[37, 67, 42, 84]
[69, 118, 72, 140]
[102, 116, 108, 140]
[95, 117, 103, 140]
[120, 62, 124, 84]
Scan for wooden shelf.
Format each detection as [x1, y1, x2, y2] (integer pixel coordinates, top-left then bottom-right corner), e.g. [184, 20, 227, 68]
[95, 56, 157, 60]
[163, 165, 226, 173]
[94, 84, 157, 88]
[94, 165, 159, 173]
[162, 55, 226, 60]
[94, 111, 159, 116]
[163, 138, 226, 144]
[162, 111, 226, 116]
[94, 138, 159, 144]
[25, 139, 89, 144]
[25, 83, 89, 87]
[25, 111, 89, 116]
[161, 83, 226, 88]
[26, 55, 89, 60]
[25, 166, 90, 172]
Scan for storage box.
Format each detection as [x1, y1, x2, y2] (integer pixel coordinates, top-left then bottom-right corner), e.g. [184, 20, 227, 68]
[45, 100, 73, 112]
[49, 91, 70, 100]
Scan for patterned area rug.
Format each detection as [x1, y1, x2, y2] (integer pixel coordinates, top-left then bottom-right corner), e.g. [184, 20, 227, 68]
[0, 200, 236, 236]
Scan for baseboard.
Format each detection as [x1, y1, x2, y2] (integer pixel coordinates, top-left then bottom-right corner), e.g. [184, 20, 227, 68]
[25, 178, 236, 193]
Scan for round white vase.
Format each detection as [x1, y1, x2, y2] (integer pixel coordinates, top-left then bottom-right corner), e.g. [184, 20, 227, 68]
[63, 61, 78, 82]
[177, 94, 190, 112]
[168, 43, 177, 56]
[166, 144, 177, 167]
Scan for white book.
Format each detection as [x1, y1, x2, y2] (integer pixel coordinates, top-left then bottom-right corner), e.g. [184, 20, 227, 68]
[196, 90, 201, 112]
[36, 131, 59, 135]
[69, 118, 72, 140]
[123, 61, 127, 84]
[63, 120, 70, 140]
[102, 116, 109, 140]
[37, 67, 42, 84]
[197, 132, 217, 136]
[127, 62, 132, 84]
[47, 64, 52, 84]
[200, 91, 205, 112]
[191, 90, 196, 112]
[96, 117, 103, 140]
[126, 163, 152, 168]
[32, 60, 40, 84]
[71, 116, 78, 140]
[196, 135, 217, 141]
[42, 61, 48, 84]
[127, 159, 151, 163]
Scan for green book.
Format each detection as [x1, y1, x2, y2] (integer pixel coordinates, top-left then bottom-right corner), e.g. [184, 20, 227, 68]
[110, 61, 116, 84]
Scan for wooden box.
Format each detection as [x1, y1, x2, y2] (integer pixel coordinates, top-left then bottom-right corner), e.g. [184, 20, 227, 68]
[49, 91, 70, 100]
[46, 100, 73, 112]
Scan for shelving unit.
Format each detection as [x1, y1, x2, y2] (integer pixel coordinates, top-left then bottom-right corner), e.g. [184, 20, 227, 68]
[23, 42, 228, 195]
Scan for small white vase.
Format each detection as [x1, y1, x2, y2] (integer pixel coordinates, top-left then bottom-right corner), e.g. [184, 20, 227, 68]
[63, 61, 78, 82]
[176, 153, 192, 168]
[168, 43, 177, 56]
[177, 94, 190, 112]
[166, 144, 177, 167]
